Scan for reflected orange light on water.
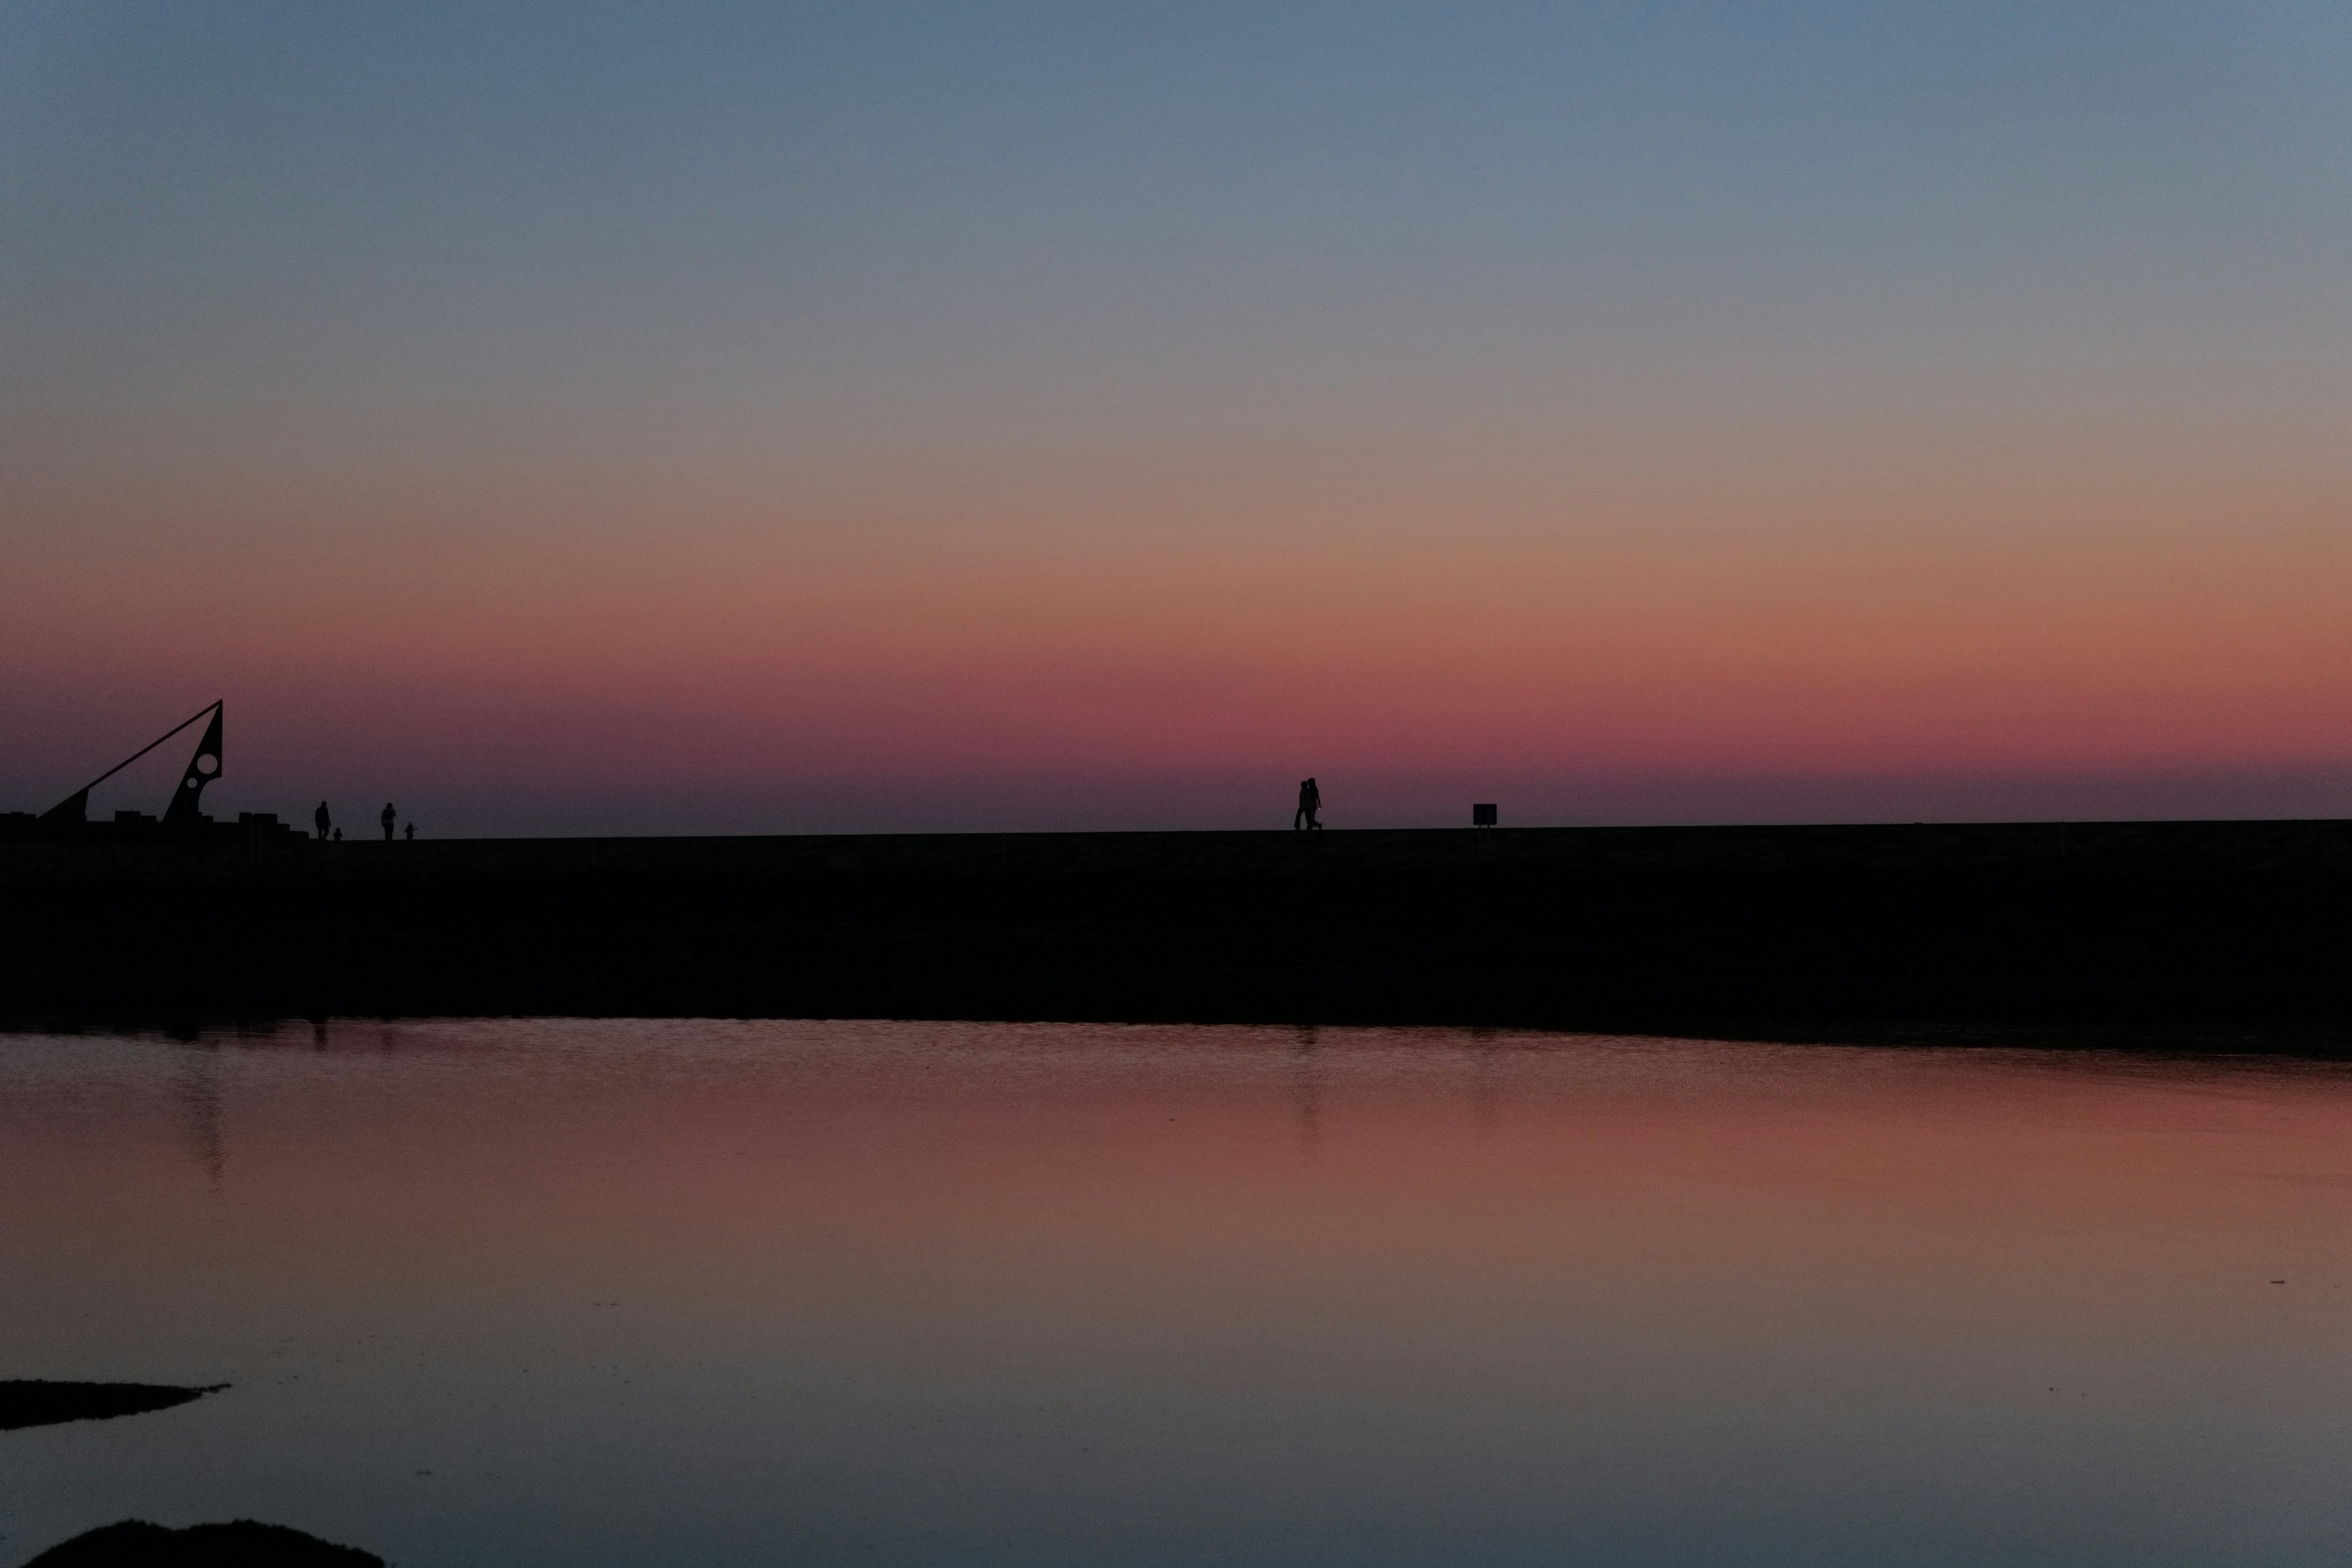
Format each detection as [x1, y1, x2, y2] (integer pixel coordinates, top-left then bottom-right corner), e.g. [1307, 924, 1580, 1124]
[6, 1023, 2351, 1564]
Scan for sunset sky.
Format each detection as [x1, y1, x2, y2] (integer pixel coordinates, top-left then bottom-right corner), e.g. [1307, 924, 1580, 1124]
[6, 2, 2348, 834]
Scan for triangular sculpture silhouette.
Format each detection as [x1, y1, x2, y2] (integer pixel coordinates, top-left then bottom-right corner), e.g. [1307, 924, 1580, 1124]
[41, 701, 225, 826]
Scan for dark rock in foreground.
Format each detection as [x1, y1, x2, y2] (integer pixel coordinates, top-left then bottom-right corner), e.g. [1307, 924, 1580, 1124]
[21, 1520, 380, 1567]
[0, 1382, 224, 1433]
[3, 821, 2349, 1044]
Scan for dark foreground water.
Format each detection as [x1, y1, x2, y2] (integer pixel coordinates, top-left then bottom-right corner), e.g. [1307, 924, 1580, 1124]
[4, 1022, 2350, 1567]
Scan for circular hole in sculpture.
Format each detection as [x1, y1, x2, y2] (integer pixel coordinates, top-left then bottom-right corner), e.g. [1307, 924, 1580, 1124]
[196, 753, 219, 775]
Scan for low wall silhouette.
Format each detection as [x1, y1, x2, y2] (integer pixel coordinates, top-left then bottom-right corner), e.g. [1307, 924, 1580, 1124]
[3, 821, 2347, 1044]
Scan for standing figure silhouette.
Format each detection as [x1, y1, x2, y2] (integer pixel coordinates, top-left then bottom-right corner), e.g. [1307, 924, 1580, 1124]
[314, 801, 331, 841]
[1294, 777, 1322, 831]
[380, 802, 397, 842]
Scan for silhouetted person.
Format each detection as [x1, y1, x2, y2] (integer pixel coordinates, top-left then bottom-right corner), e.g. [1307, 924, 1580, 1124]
[314, 801, 331, 840]
[380, 802, 396, 842]
[1294, 777, 1322, 831]
[404, 822, 415, 841]
[333, 827, 342, 842]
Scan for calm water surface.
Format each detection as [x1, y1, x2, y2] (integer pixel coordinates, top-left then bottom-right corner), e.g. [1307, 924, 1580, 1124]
[4, 1020, 2350, 1567]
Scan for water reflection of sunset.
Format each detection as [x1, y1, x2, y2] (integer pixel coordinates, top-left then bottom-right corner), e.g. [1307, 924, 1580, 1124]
[6, 1023, 2348, 1565]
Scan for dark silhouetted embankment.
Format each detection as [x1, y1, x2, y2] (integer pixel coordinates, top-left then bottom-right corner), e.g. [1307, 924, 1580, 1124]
[0, 1381, 224, 1433]
[2, 822, 2348, 1044]
[22, 1520, 381, 1567]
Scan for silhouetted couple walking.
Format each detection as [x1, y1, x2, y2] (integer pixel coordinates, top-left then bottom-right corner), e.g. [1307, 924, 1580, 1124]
[1294, 777, 1322, 831]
